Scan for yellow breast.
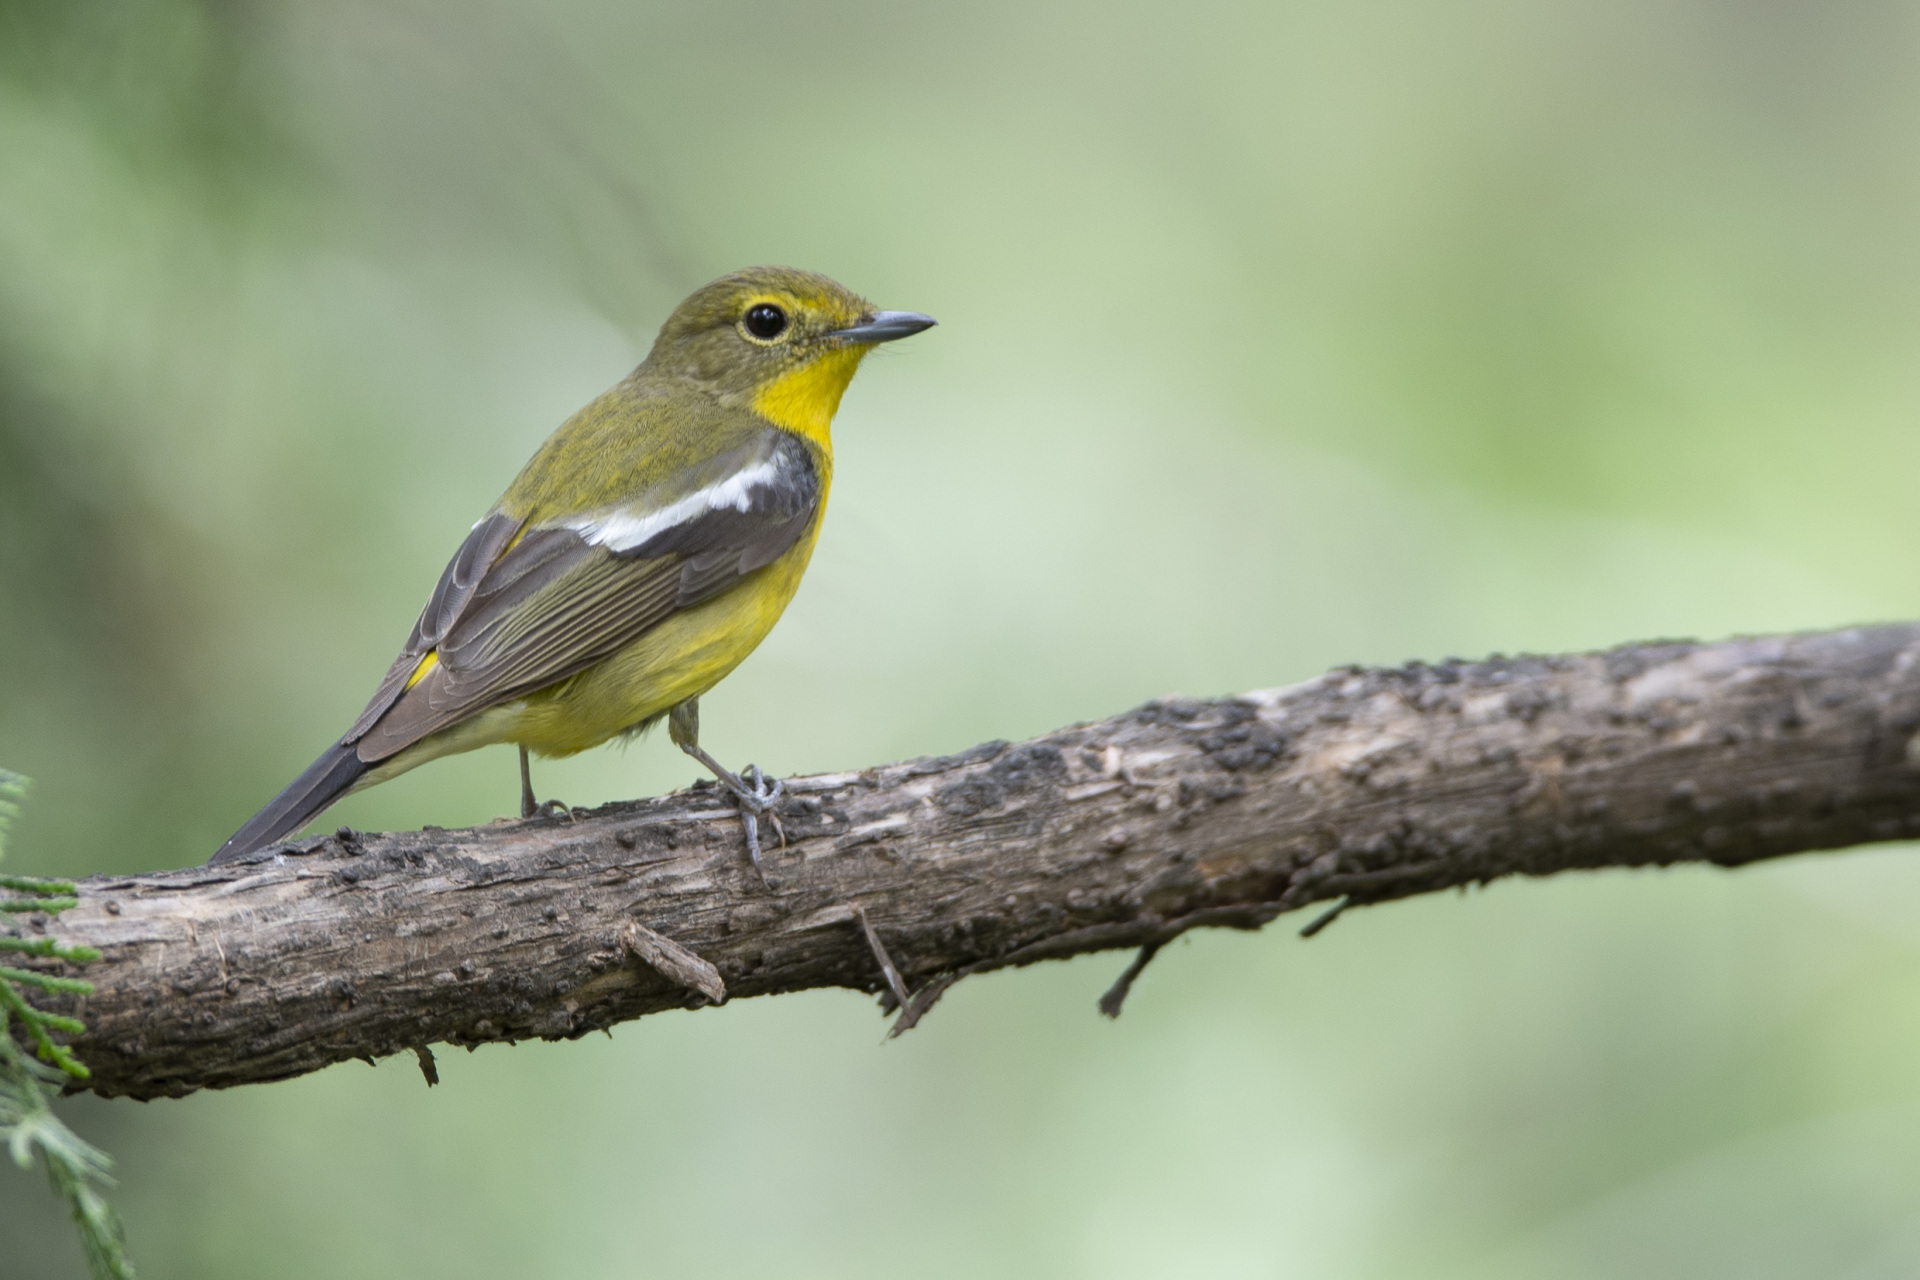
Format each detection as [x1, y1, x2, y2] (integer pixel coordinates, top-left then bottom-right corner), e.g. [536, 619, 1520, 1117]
[509, 509, 826, 756]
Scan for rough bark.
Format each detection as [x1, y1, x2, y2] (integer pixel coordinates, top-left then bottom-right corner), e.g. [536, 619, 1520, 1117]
[18, 624, 1920, 1100]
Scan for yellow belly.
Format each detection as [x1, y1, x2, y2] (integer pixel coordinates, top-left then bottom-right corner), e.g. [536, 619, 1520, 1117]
[353, 522, 820, 789]
[514, 529, 815, 755]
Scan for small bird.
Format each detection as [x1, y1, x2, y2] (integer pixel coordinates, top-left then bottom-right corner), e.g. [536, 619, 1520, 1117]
[212, 266, 934, 875]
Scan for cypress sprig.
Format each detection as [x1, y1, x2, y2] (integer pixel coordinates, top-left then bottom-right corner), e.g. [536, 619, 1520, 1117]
[0, 979, 90, 1077]
[0, 769, 23, 832]
[0, 934, 102, 963]
[1, 896, 81, 913]
[0, 965, 96, 998]
[0, 767, 133, 1277]
[0, 873, 78, 894]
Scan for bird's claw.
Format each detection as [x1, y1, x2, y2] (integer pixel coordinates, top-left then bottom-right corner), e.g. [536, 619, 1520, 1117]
[517, 747, 575, 822]
[729, 763, 785, 887]
[533, 799, 576, 822]
[725, 763, 780, 812]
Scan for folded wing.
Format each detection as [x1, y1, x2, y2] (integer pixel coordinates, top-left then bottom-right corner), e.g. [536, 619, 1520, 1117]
[352, 427, 819, 763]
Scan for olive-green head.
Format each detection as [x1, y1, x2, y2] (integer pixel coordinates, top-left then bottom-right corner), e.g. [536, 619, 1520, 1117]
[639, 266, 935, 399]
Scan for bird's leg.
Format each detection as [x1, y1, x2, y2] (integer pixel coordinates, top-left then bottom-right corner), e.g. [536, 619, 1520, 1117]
[519, 746, 536, 819]
[518, 745, 574, 822]
[668, 698, 784, 887]
[669, 706, 913, 1016]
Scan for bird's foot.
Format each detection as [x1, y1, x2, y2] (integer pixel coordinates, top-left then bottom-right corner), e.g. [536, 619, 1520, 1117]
[714, 763, 785, 887]
[517, 746, 576, 821]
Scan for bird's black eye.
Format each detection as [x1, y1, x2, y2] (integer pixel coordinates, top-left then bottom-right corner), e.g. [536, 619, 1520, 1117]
[743, 303, 788, 340]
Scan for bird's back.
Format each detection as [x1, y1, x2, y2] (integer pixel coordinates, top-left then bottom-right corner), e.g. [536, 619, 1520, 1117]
[499, 374, 824, 527]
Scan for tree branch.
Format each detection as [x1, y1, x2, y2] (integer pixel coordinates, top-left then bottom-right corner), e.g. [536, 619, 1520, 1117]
[21, 624, 1920, 1100]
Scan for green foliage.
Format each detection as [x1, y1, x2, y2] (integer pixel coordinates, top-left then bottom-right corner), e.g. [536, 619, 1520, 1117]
[0, 768, 134, 1279]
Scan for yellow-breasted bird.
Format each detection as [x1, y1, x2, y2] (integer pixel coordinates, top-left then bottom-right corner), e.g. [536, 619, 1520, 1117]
[211, 266, 934, 874]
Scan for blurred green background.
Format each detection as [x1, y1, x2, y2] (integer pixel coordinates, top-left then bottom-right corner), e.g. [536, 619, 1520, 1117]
[6, 0, 1920, 1275]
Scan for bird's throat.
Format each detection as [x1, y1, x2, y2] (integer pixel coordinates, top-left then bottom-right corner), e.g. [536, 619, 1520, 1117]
[751, 346, 865, 450]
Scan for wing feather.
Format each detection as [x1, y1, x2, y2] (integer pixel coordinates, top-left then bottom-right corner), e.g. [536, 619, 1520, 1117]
[347, 510, 525, 741]
[349, 428, 818, 765]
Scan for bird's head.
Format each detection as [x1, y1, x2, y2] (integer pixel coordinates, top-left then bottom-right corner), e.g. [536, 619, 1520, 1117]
[641, 266, 935, 440]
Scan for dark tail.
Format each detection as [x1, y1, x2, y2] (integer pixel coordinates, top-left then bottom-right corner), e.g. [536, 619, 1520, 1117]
[210, 741, 369, 865]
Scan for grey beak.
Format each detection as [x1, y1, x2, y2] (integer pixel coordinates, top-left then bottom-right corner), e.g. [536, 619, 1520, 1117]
[830, 310, 938, 344]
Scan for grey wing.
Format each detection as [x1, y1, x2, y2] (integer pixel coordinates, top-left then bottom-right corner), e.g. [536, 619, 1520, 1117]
[346, 510, 524, 742]
[349, 428, 819, 764]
